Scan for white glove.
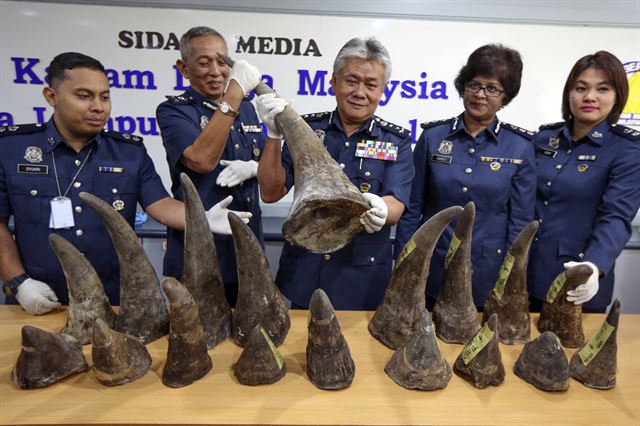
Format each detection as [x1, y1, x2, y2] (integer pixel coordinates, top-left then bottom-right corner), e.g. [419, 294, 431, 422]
[255, 93, 288, 139]
[216, 160, 258, 187]
[564, 261, 600, 305]
[226, 59, 261, 96]
[359, 192, 388, 233]
[205, 195, 252, 234]
[15, 278, 62, 315]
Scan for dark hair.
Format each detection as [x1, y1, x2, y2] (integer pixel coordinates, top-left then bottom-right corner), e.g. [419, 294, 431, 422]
[47, 52, 105, 87]
[454, 44, 523, 106]
[561, 51, 628, 124]
[180, 26, 226, 61]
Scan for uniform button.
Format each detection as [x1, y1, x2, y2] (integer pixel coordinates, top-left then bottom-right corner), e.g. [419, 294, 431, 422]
[234, 143, 240, 150]
[112, 188, 118, 194]
[344, 141, 350, 147]
[75, 229, 84, 237]
[461, 186, 468, 193]
[246, 196, 251, 203]
[497, 249, 502, 255]
[555, 164, 562, 170]
[534, 236, 539, 242]
[30, 189, 38, 196]
[324, 254, 331, 261]
[370, 257, 375, 263]
[578, 252, 584, 259]
[537, 218, 543, 224]
[74, 206, 82, 213]
[543, 200, 549, 206]
[566, 149, 572, 154]
[73, 181, 82, 188]
[339, 163, 345, 169]
[465, 168, 472, 174]
[364, 171, 371, 177]
[546, 181, 552, 187]
[74, 159, 81, 166]
[468, 148, 475, 154]
[252, 138, 257, 143]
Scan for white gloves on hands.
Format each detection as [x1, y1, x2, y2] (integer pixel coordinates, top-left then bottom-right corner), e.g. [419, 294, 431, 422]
[564, 261, 600, 305]
[216, 160, 258, 187]
[15, 278, 61, 315]
[359, 192, 388, 234]
[205, 195, 252, 234]
[256, 93, 288, 139]
[227, 59, 261, 96]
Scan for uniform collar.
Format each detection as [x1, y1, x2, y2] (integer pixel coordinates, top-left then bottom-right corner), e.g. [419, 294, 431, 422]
[562, 119, 609, 147]
[448, 113, 501, 144]
[43, 117, 100, 153]
[330, 109, 380, 138]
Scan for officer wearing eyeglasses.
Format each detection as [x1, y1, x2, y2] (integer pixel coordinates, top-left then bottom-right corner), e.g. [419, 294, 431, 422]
[395, 44, 536, 309]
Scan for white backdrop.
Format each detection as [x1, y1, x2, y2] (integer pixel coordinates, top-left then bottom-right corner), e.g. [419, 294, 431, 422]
[1, 1, 639, 192]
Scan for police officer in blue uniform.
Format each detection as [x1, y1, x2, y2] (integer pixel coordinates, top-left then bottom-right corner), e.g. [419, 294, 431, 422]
[156, 27, 266, 306]
[0, 52, 248, 315]
[528, 51, 640, 313]
[395, 44, 536, 309]
[256, 37, 414, 310]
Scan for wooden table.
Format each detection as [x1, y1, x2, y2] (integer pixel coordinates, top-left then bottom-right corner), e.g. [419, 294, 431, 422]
[0, 306, 638, 425]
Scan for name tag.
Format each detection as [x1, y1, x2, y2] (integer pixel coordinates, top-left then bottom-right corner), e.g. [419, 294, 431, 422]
[355, 140, 398, 161]
[538, 148, 557, 158]
[17, 164, 48, 174]
[480, 156, 523, 165]
[98, 166, 124, 173]
[241, 124, 263, 133]
[431, 154, 452, 164]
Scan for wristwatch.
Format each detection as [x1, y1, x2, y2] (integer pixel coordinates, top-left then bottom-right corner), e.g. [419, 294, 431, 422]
[2, 273, 29, 297]
[217, 101, 239, 118]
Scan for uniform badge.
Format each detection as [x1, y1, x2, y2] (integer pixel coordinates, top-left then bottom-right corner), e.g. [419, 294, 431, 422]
[437, 139, 453, 155]
[591, 131, 603, 138]
[548, 136, 560, 149]
[490, 161, 501, 171]
[314, 129, 325, 142]
[355, 140, 398, 161]
[253, 147, 261, 158]
[359, 182, 371, 193]
[112, 199, 125, 211]
[577, 164, 589, 173]
[200, 115, 209, 130]
[9, 125, 19, 132]
[577, 155, 596, 161]
[24, 146, 43, 163]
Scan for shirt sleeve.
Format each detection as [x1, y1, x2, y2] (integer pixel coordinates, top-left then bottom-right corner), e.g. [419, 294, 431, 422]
[585, 140, 640, 274]
[506, 139, 537, 247]
[394, 131, 427, 257]
[380, 134, 415, 206]
[156, 102, 200, 170]
[137, 146, 170, 209]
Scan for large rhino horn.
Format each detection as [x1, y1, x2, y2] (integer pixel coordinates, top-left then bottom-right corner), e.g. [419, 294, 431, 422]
[180, 173, 231, 349]
[49, 234, 116, 345]
[368, 205, 463, 349]
[79, 192, 168, 344]
[229, 212, 290, 347]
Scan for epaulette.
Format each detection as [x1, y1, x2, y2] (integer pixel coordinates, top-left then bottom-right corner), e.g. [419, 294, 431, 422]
[611, 125, 640, 141]
[538, 122, 564, 131]
[301, 111, 331, 121]
[420, 117, 454, 130]
[0, 123, 46, 137]
[165, 94, 195, 105]
[372, 116, 410, 137]
[502, 123, 535, 140]
[102, 130, 143, 144]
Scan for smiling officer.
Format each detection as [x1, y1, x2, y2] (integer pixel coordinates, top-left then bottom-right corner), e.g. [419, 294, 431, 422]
[0, 52, 250, 314]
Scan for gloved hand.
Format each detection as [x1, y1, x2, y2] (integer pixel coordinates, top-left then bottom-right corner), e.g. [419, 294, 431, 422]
[216, 160, 258, 187]
[15, 278, 61, 315]
[226, 59, 261, 96]
[359, 192, 388, 233]
[205, 195, 252, 234]
[255, 93, 288, 139]
[564, 261, 600, 304]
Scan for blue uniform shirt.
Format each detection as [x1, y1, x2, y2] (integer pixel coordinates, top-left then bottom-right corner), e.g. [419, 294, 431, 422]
[276, 110, 415, 310]
[528, 120, 640, 311]
[0, 120, 168, 305]
[394, 115, 536, 306]
[156, 88, 266, 283]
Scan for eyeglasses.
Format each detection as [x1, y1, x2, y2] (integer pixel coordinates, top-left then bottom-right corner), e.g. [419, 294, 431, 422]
[464, 81, 504, 97]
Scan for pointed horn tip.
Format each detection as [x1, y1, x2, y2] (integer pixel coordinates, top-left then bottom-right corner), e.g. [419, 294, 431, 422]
[463, 201, 476, 214]
[92, 318, 111, 342]
[309, 289, 334, 320]
[21, 325, 42, 344]
[565, 264, 593, 280]
[611, 298, 621, 310]
[179, 172, 194, 188]
[161, 277, 184, 301]
[487, 313, 498, 330]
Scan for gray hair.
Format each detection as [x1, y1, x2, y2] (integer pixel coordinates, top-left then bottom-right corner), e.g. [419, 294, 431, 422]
[179, 26, 226, 61]
[333, 37, 392, 83]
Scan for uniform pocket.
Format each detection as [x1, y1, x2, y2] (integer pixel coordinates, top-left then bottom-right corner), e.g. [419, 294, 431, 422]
[558, 238, 586, 258]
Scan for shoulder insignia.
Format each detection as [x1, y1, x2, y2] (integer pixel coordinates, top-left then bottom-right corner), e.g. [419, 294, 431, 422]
[373, 116, 410, 136]
[0, 123, 46, 137]
[538, 121, 564, 131]
[165, 94, 195, 105]
[503, 123, 535, 139]
[420, 117, 454, 130]
[611, 124, 640, 141]
[102, 130, 143, 144]
[301, 111, 331, 122]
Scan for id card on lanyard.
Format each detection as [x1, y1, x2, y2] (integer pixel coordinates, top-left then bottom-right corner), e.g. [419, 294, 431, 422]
[49, 196, 75, 229]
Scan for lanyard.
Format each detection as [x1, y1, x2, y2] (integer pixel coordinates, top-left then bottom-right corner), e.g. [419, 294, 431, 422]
[51, 147, 94, 197]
